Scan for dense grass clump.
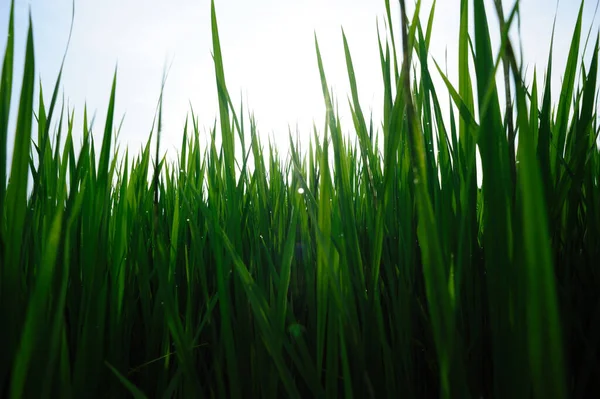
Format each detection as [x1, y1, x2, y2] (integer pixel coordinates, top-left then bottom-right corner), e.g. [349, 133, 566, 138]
[1, 0, 599, 397]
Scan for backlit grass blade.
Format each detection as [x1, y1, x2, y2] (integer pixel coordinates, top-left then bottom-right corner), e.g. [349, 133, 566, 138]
[1, 13, 35, 395]
[423, 0, 436, 47]
[384, 0, 400, 83]
[552, 3, 583, 180]
[0, 0, 597, 397]
[97, 70, 117, 188]
[315, 34, 366, 302]
[399, 1, 466, 397]
[211, 0, 234, 184]
[537, 14, 556, 205]
[510, 44, 567, 399]
[0, 0, 15, 215]
[342, 30, 379, 205]
[472, 0, 522, 395]
[493, 0, 517, 197]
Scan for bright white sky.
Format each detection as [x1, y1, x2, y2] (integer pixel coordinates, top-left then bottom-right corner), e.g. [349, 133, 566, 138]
[0, 0, 598, 165]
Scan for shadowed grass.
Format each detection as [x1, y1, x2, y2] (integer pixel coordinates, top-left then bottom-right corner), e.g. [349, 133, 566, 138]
[1, 0, 599, 398]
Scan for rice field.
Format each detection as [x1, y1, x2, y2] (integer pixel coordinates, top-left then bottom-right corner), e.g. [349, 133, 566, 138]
[1, 0, 599, 398]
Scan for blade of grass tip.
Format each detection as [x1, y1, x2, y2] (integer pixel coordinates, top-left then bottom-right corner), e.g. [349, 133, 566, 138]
[0, 0, 15, 217]
[457, 0, 477, 234]
[537, 10, 557, 204]
[1, 13, 35, 395]
[376, 23, 393, 136]
[211, 0, 234, 186]
[552, 2, 583, 180]
[97, 69, 117, 189]
[433, 61, 480, 134]
[154, 61, 169, 218]
[52, 100, 65, 176]
[407, 0, 423, 57]
[180, 116, 188, 175]
[398, 0, 466, 397]
[580, 0, 599, 68]
[34, 85, 48, 200]
[424, 0, 437, 51]
[41, 0, 74, 142]
[152, 100, 162, 247]
[578, 36, 599, 147]
[530, 70, 539, 153]
[384, 0, 400, 83]
[342, 30, 378, 209]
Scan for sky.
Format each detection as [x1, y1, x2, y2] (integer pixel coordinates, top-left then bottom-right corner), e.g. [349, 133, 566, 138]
[0, 0, 598, 166]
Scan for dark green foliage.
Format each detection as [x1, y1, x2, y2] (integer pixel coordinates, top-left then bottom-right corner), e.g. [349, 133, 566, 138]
[1, 0, 599, 398]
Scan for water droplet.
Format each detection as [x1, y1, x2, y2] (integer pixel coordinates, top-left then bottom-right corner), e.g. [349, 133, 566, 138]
[297, 187, 305, 195]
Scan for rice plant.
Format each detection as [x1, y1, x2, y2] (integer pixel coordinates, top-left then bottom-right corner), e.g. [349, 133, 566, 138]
[1, 0, 599, 398]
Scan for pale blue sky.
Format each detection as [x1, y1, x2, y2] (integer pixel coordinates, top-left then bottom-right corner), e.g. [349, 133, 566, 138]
[0, 0, 598, 164]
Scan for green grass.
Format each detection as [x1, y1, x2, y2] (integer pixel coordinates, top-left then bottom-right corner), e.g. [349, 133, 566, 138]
[1, 0, 599, 397]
